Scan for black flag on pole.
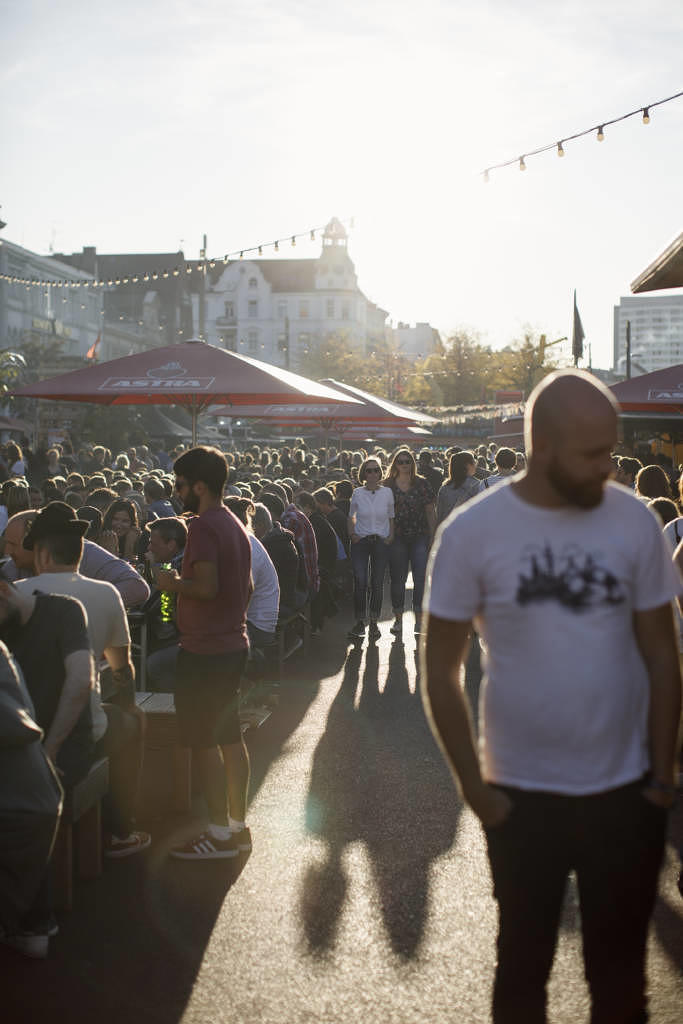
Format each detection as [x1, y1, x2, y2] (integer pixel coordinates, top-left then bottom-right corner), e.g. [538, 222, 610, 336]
[572, 290, 585, 366]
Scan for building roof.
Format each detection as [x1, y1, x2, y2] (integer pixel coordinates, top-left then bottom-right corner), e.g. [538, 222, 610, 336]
[52, 249, 186, 278]
[199, 256, 363, 296]
[631, 230, 683, 293]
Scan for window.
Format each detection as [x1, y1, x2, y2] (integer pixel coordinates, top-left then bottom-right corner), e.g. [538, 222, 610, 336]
[224, 301, 234, 318]
[248, 277, 258, 289]
[248, 330, 258, 352]
[277, 300, 288, 319]
[326, 299, 335, 318]
[299, 300, 309, 318]
[341, 300, 350, 321]
[248, 300, 258, 318]
[298, 333, 310, 352]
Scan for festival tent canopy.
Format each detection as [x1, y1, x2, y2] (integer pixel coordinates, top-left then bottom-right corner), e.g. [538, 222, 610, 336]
[10, 339, 359, 444]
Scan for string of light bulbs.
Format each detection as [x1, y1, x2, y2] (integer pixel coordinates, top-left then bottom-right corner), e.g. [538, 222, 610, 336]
[0, 216, 355, 291]
[481, 88, 683, 181]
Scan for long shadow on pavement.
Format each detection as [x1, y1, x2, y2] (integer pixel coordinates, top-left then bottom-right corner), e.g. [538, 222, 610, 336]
[301, 635, 462, 960]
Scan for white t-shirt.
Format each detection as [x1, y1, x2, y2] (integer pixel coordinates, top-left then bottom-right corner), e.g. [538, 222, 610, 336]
[16, 572, 130, 743]
[663, 516, 683, 553]
[247, 535, 279, 634]
[349, 485, 395, 539]
[426, 481, 682, 795]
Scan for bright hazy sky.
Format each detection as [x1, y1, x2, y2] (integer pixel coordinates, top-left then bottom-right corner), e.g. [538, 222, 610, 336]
[3, 0, 683, 369]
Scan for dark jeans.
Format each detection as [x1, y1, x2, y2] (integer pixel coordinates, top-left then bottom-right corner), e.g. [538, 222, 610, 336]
[350, 535, 390, 621]
[484, 778, 667, 1024]
[388, 534, 429, 615]
[94, 702, 145, 839]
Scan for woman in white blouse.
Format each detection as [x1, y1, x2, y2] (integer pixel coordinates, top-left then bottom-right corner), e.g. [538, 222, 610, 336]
[346, 457, 394, 641]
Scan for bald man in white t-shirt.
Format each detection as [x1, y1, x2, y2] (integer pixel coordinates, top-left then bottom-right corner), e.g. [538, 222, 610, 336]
[423, 371, 682, 1024]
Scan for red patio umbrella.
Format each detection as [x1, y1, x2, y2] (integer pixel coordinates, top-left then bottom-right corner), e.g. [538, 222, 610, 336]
[210, 380, 437, 448]
[11, 339, 359, 445]
[211, 380, 438, 436]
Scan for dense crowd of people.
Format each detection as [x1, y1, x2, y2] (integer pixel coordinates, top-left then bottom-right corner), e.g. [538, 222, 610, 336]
[0, 378, 681, 1021]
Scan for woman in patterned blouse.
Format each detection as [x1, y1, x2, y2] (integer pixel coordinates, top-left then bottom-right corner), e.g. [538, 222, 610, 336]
[384, 449, 436, 637]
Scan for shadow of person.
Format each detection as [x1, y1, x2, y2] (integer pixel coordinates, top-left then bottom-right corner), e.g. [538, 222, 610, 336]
[301, 639, 461, 961]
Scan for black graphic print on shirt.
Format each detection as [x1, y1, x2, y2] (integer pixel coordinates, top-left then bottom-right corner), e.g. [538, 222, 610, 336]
[516, 543, 626, 612]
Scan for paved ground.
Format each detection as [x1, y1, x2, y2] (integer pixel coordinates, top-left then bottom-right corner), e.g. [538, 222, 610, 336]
[4, 607, 683, 1023]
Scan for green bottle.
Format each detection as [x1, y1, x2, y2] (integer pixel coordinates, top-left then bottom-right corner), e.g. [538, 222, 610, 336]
[159, 562, 175, 623]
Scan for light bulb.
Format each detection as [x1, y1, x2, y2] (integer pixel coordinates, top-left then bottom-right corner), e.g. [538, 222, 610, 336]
[173, 268, 179, 276]
[258, 246, 262, 256]
[642, 108, 650, 124]
[274, 241, 279, 252]
[483, 169, 489, 183]
[597, 126, 605, 141]
[519, 156, 526, 171]
[557, 141, 565, 157]
[310, 230, 315, 240]
[291, 236, 296, 247]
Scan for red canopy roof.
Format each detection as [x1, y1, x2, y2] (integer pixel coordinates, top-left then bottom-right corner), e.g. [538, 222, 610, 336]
[610, 364, 683, 414]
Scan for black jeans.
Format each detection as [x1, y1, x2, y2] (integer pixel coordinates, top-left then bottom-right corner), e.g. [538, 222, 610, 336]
[484, 779, 667, 1024]
[350, 535, 390, 621]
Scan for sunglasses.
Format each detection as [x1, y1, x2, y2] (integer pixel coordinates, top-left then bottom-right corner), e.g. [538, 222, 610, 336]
[365, 467, 381, 475]
[396, 458, 412, 466]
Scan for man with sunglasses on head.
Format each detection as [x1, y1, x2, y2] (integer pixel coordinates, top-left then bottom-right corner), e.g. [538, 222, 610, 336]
[153, 447, 253, 860]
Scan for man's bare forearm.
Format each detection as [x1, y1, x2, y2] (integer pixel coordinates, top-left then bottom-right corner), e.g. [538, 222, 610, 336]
[421, 617, 481, 796]
[44, 650, 94, 759]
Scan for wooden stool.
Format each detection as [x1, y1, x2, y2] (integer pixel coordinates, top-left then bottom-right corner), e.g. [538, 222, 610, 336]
[136, 692, 191, 817]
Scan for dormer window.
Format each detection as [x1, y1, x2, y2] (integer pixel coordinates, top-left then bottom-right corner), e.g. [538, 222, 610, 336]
[248, 277, 258, 289]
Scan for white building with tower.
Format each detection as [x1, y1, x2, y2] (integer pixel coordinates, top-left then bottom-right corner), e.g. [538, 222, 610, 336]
[192, 218, 438, 371]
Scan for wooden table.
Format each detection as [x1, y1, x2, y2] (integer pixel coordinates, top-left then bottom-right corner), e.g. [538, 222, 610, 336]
[135, 692, 191, 817]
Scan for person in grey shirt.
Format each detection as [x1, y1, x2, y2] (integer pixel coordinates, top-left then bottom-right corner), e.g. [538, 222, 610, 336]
[436, 451, 482, 524]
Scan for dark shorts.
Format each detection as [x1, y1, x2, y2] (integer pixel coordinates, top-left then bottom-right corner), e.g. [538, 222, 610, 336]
[174, 647, 247, 748]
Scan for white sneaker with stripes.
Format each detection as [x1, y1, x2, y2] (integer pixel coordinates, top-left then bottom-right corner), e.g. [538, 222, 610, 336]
[170, 830, 239, 859]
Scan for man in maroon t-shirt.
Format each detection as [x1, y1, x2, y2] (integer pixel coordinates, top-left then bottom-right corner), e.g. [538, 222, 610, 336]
[154, 447, 253, 859]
